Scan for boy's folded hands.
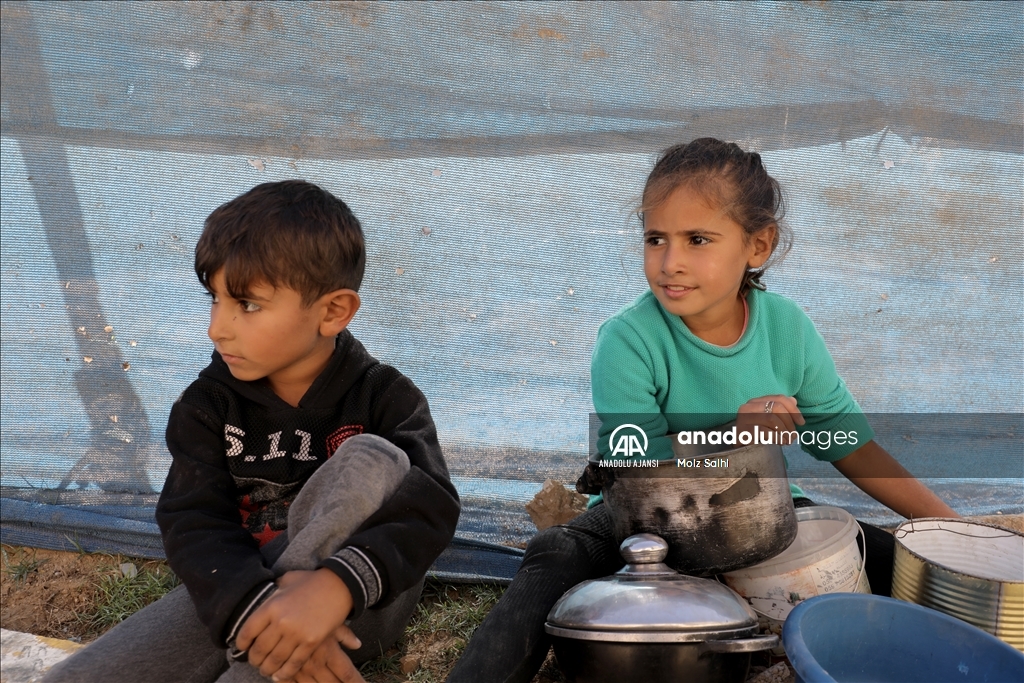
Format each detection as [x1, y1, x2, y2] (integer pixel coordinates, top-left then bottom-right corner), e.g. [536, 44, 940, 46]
[237, 568, 365, 682]
[279, 632, 365, 683]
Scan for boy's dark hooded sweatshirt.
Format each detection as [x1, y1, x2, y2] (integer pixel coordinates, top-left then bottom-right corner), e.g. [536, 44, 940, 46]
[156, 331, 459, 646]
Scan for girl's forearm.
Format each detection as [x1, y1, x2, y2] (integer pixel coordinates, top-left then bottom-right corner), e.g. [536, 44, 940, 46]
[831, 440, 959, 519]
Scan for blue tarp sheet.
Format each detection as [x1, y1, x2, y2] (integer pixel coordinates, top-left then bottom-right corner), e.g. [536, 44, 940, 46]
[2, 2, 1022, 580]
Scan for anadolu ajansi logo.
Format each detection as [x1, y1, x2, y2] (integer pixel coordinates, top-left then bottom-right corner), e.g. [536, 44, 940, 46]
[608, 423, 648, 458]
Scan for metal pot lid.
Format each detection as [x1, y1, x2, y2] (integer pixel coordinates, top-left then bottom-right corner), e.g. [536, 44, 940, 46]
[545, 534, 758, 637]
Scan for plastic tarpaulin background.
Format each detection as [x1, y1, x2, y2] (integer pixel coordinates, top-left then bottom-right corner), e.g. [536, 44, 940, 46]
[2, 1, 1022, 581]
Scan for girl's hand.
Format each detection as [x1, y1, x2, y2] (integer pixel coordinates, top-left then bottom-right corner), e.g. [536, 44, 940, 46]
[736, 395, 805, 437]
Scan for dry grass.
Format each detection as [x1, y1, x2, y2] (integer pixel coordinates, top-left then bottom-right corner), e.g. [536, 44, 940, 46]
[0, 545, 174, 642]
[0, 545, 564, 682]
[360, 582, 565, 682]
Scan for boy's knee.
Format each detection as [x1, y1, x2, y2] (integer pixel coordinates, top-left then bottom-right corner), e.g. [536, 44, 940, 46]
[298, 434, 410, 506]
[332, 434, 410, 475]
[279, 434, 413, 568]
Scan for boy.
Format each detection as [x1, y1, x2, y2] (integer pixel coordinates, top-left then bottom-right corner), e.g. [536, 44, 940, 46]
[46, 181, 460, 683]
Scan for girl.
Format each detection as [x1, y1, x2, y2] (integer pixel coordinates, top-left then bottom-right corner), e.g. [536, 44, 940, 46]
[447, 138, 958, 683]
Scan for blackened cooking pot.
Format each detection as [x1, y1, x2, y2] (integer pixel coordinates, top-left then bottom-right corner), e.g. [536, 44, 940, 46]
[545, 534, 778, 683]
[596, 423, 797, 575]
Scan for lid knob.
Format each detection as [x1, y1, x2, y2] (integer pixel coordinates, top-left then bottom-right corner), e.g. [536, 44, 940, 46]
[619, 533, 669, 564]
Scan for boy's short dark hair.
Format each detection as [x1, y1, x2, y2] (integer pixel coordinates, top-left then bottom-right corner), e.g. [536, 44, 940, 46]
[195, 180, 365, 305]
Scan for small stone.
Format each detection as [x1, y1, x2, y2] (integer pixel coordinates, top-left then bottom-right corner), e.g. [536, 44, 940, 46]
[549, 340, 558, 346]
[747, 661, 792, 683]
[431, 169, 442, 177]
[399, 655, 420, 674]
[130, 340, 137, 347]
[104, 325, 114, 333]
[989, 256, 999, 263]
[880, 293, 888, 301]
[395, 267, 405, 275]
[567, 287, 574, 295]
[883, 160, 895, 169]
[83, 356, 93, 363]
[119, 562, 138, 579]
[422, 227, 431, 236]
[526, 479, 588, 530]
[122, 362, 131, 371]
[109, 415, 118, 423]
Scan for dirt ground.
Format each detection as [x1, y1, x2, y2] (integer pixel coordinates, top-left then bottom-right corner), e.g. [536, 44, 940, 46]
[0, 546, 141, 643]
[2, 514, 1021, 681]
[0, 545, 562, 682]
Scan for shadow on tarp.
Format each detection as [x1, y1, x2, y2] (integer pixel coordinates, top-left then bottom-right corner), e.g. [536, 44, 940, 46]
[0, 497, 524, 584]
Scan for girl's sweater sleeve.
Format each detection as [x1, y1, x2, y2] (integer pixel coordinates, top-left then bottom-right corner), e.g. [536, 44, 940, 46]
[591, 317, 675, 461]
[157, 396, 275, 646]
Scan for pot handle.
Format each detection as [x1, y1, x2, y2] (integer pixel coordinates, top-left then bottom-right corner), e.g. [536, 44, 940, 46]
[699, 634, 779, 654]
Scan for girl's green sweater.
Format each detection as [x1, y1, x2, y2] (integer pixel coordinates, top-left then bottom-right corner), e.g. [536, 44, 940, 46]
[591, 288, 873, 497]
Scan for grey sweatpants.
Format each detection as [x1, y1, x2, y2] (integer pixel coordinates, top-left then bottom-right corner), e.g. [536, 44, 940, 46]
[45, 434, 422, 683]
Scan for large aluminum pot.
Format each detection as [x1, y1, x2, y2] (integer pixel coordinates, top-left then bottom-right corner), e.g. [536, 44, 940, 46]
[545, 534, 778, 683]
[597, 425, 796, 575]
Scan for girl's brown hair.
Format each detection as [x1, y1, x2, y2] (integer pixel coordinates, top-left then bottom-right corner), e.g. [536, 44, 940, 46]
[640, 138, 792, 293]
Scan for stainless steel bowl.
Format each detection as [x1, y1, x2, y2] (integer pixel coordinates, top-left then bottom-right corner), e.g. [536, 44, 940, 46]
[545, 534, 778, 683]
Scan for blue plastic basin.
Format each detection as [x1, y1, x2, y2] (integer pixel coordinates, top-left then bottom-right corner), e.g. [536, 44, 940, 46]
[782, 593, 1024, 683]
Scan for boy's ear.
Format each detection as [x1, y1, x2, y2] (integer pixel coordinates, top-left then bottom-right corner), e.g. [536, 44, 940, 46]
[318, 289, 361, 337]
[747, 224, 776, 269]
